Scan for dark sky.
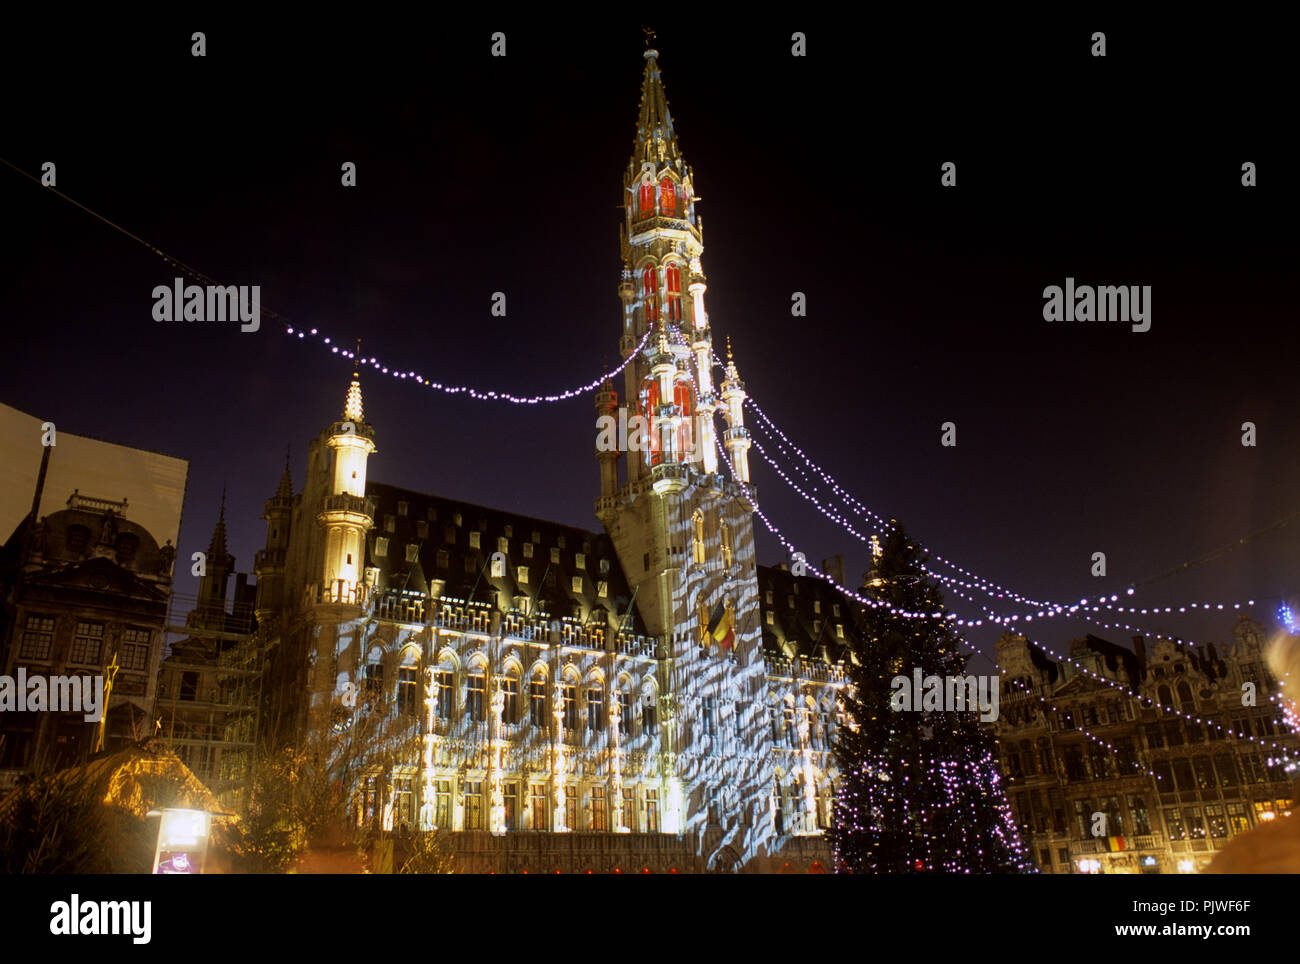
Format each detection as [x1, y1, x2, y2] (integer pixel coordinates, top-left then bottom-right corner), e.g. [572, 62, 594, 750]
[4, 12, 1297, 664]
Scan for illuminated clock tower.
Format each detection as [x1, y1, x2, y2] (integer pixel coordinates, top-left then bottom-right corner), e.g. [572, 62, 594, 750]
[595, 45, 773, 870]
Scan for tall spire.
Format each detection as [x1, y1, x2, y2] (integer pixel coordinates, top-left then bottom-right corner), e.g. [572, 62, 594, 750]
[634, 46, 683, 168]
[207, 486, 231, 561]
[276, 445, 293, 500]
[344, 339, 364, 422]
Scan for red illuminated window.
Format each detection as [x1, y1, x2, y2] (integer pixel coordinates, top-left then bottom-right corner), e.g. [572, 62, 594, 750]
[673, 381, 694, 461]
[659, 178, 676, 216]
[642, 266, 659, 326]
[639, 180, 655, 215]
[665, 262, 682, 323]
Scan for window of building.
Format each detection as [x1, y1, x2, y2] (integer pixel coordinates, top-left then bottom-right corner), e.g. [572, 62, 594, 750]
[19, 614, 55, 660]
[364, 662, 383, 701]
[435, 780, 452, 829]
[405, 544, 419, 562]
[551, 547, 561, 564]
[597, 580, 608, 598]
[571, 576, 584, 593]
[1184, 806, 1206, 840]
[497, 782, 516, 832]
[416, 520, 428, 540]
[436, 549, 449, 569]
[501, 676, 519, 725]
[643, 699, 657, 736]
[1144, 723, 1164, 749]
[1172, 758, 1196, 792]
[375, 537, 389, 557]
[393, 777, 414, 829]
[1193, 756, 1217, 789]
[1225, 802, 1250, 836]
[1214, 753, 1239, 787]
[1062, 746, 1087, 782]
[463, 782, 483, 831]
[587, 687, 603, 732]
[592, 787, 607, 831]
[1073, 799, 1093, 838]
[765, 611, 775, 626]
[467, 672, 486, 722]
[435, 669, 454, 720]
[65, 525, 90, 554]
[665, 262, 682, 322]
[659, 178, 676, 216]
[1127, 794, 1152, 835]
[645, 788, 660, 832]
[120, 628, 151, 671]
[702, 696, 716, 737]
[562, 683, 578, 732]
[69, 621, 105, 665]
[468, 531, 480, 549]
[615, 690, 632, 735]
[692, 511, 706, 565]
[397, 667, 419, 716]
[622, 788, 636, 830]
[1205, 804, 1228, 839]
[720, 521, 733, 568]
[836, 623, 844, 638]
[530, 784, 549, 831]
[522, 541, 534, 559]
[566, 788, 578, 831]
[516, 565, 529, 584]
[642, 265, 659, 326]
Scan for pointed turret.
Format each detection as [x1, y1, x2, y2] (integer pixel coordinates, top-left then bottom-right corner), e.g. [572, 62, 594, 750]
[720, 338, 752, 484]
[195, 492, 235, 626]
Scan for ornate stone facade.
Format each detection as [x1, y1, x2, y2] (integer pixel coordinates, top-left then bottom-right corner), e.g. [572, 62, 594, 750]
[995, 620, 1298, 874]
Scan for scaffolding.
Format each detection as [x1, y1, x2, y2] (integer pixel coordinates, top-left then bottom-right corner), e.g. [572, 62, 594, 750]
[156, 588, 263, 811]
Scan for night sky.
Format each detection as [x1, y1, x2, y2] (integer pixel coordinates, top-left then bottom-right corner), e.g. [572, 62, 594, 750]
[4, 13, 1296, 665]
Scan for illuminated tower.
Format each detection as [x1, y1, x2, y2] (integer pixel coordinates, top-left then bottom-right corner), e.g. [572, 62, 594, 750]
[318, 366, 376, 606]
[596, 46, 774, 870]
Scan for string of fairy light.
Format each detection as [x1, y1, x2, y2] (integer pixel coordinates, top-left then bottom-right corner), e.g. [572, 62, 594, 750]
[286, 323, 652, 405]
[8, 156, 1286, 631]
[742, 388, 1267, 624]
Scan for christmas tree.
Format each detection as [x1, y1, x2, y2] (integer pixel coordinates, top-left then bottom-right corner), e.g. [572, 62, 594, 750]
[830, 524, 1034, 873]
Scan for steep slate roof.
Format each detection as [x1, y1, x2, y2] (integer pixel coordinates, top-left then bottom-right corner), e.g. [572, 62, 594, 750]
[756, 564, 859, 665]
[364, 481, 650, 637]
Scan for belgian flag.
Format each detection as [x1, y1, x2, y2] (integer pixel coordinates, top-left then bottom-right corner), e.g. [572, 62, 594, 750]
[1103, 835, 1127, 852]
[706, 600, 735, 650]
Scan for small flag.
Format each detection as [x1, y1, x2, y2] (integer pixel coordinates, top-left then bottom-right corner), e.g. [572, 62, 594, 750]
[1105, 835, 1126, 852]
[706, 600, 735, 650]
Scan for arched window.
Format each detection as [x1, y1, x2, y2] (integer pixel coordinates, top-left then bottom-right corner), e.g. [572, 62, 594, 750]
[664, 262, 683, 322]
[638, 179, 655, 215]
[659, 177, 676, 216]
[1157, 684, 1174, 708]
[674, 381, 694, 462]
[642, 265, 659, 326]
[692, 511, 706, 565]
[642, 379, 662, 466]
[1176, 681, 1194, 709]
[720, 520, 734, 568]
